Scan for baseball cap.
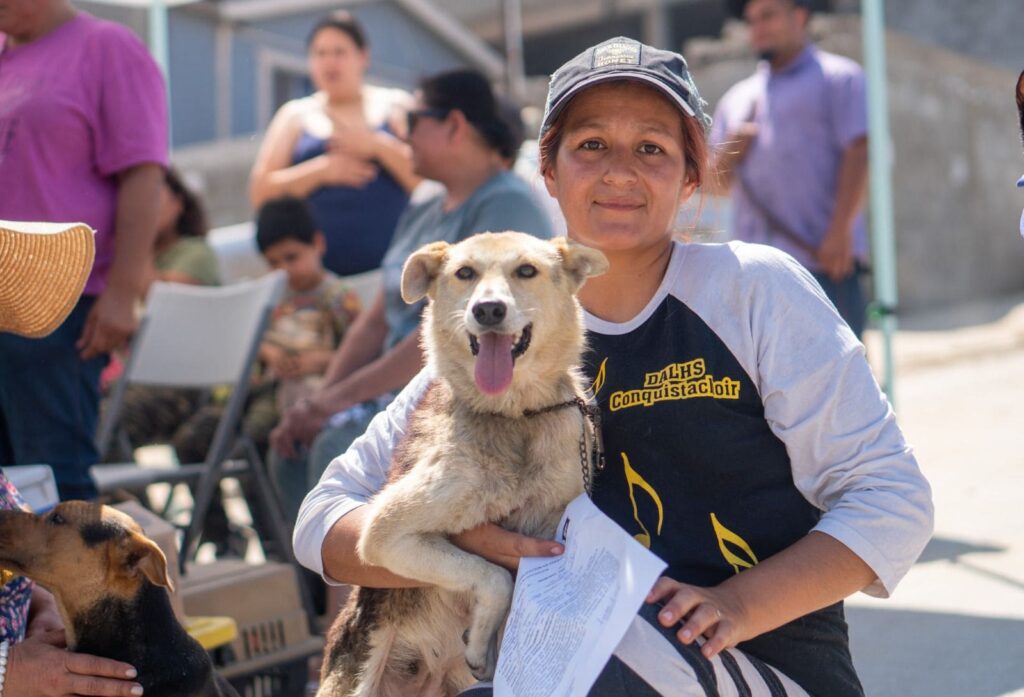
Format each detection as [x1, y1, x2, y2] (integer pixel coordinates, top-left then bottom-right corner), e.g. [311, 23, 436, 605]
[540, 37, 712, 139]
[0, 221, 95, 338]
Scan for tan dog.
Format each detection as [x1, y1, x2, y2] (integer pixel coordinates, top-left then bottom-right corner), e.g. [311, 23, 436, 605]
[318, 232, 608, 696]
[0, 501, 238, 697]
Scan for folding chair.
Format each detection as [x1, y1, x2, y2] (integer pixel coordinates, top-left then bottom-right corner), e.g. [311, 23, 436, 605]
[92, 272, 291, 574]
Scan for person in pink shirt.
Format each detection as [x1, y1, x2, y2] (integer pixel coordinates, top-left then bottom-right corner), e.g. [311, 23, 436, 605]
[0, 0, 168, 502]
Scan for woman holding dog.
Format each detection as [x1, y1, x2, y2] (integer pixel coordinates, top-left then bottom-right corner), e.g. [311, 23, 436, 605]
[294, 38, 933, 696]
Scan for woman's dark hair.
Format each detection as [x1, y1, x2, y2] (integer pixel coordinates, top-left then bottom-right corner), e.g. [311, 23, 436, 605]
[419, 69, 519, 161]
[307, 11, 367, 51]
[164, 167, 208, 238]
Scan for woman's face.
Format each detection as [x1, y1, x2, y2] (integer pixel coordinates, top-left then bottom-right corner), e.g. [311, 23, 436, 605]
[308, 27, 368, 98]
[544, 82, 697, 256]
[404, 94, 451, 181]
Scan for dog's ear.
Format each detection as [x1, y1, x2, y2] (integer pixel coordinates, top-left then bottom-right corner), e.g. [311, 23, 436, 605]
[551, 237, 609, 290]
[123, 533, 174, 592]
[401, 241, 450, 303]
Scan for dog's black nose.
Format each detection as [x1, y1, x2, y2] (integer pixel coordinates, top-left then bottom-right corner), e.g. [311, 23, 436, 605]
[472, 301, 506, 327]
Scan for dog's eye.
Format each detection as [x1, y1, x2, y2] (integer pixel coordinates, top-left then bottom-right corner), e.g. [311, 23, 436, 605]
[455, 266, 476, 281]
[516, 264, 537, 279]
[48, 512, 65, 525]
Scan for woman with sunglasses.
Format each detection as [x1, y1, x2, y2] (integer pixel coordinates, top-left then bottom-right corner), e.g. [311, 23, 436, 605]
[269, 68, 553, 530]
[249, 11, 418, 277]
[295, 39, 932, 696]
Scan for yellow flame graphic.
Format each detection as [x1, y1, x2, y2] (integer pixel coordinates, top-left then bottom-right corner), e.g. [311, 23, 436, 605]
[710, 513, 759, 574]
[623, 452, 664, 549]
[590, 358, 608, 396]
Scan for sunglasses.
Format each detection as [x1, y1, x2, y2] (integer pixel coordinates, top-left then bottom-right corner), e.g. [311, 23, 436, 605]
[406, 108, 451, 133]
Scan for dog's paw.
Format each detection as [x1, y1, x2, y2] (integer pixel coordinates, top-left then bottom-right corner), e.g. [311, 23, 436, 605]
[465, 631, 499, 681]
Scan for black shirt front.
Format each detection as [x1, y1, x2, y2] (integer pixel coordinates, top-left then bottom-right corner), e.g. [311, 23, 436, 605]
[583, 295, 863, 697]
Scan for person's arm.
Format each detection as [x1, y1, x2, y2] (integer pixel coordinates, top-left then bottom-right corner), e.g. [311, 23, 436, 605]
[703, 92, 756, 196]
[817, 66, 870, 281]
[648, 531, 874, 658]
[293, 369, 563, 586]
[320, 504, 425, 588]
[816, 136, 868, 281]
[648, 247, 933, 658]
[310, 325, 424, 418]
[369, 130, 420, 193]
[78, 163, 163, 360]
[706, 125, 757, 196]
[6, 629, 143, 697]
[248, 102, 341, 207]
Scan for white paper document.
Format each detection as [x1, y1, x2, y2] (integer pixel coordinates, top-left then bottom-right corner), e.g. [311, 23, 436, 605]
[494, 494, 667, 697]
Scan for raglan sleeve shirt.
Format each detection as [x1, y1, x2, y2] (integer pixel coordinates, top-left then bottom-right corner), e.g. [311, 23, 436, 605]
[733, 244, 933, 596]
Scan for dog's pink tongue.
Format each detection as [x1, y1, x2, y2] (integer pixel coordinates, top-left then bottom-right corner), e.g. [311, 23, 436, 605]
[474, 333, 515, 395]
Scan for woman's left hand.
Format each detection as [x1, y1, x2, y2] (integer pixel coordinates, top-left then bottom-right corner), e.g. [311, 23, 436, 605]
[645, 576, 751, 659]
[26, 586, 64, 637]
[328, 123, 379, 162]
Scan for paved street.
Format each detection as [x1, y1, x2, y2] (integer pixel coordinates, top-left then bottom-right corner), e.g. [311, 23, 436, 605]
[850, 326, 1024, 696]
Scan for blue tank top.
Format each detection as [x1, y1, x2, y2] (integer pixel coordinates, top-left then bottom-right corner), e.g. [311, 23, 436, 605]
[291, 126, 409, 276]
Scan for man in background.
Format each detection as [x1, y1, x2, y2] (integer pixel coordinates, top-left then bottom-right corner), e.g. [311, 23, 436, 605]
[710, 0, 870, 337]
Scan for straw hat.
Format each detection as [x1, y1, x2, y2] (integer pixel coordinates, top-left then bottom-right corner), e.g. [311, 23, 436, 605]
[0, 220, 95, 338]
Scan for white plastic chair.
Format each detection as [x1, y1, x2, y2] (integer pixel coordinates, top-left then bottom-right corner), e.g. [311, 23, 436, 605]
[93, 272, 288, 568]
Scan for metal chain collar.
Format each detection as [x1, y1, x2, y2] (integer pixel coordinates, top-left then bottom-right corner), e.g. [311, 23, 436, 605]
[522, 396, 605, 497]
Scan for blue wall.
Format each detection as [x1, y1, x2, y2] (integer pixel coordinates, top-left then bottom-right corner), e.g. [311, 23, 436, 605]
[169, 12, 218, 145]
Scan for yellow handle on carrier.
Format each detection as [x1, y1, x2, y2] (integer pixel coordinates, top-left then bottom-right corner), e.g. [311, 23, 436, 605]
[185, 616, 238, 650]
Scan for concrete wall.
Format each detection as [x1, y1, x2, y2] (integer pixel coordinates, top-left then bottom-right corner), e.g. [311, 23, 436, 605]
[883, 0, 1024, 74]
[688, 16, 1024, 312]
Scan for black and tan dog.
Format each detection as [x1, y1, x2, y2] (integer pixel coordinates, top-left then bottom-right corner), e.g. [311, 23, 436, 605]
[0, 501, 238, 697]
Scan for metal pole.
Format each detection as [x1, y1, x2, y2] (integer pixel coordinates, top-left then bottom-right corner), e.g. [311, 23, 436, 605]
[861, 0, 897, 405]
[502, 0, 527, 102]
[149, 0, 173, 147]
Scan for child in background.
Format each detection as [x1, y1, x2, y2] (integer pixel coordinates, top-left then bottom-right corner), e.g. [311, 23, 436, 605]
[255, 197, 363, 528]
[256, 197, 361, 415]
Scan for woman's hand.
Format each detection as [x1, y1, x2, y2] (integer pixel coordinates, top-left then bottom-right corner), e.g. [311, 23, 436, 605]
[320, 150, 378, 188]
[291, 349, 333, 377]
[269, 400, 327, 458]
[26, 587, 63, 637]
[6, 630, 143, 696]
[77, 285, 138, 360]
[646, 576, 752, 659]
[451, 523, 563, 572]
[327, 122, 380, 162]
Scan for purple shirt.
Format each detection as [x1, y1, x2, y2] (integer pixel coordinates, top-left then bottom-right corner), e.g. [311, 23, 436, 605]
[0, 13, 168, 295]
[711, 45, 868, 271]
